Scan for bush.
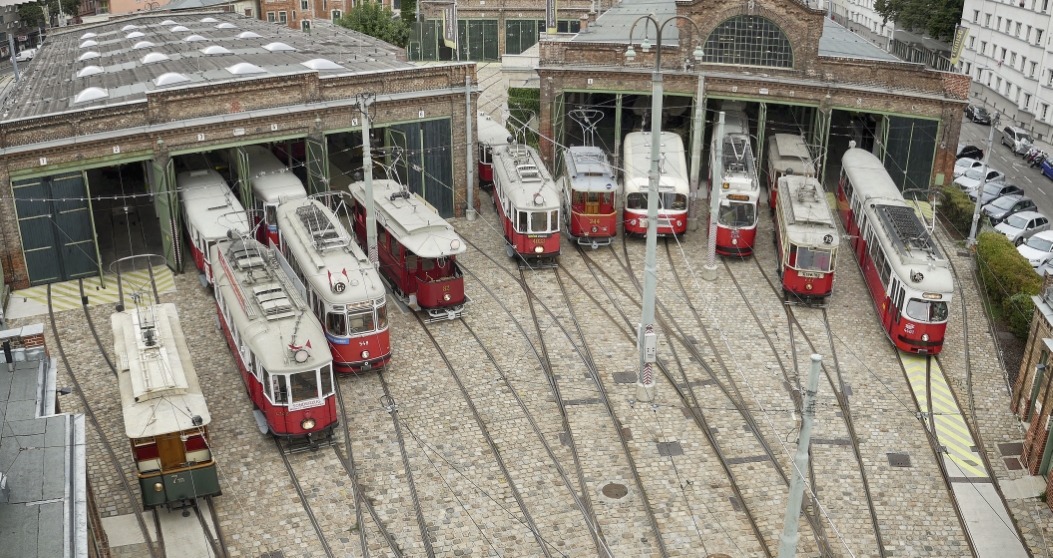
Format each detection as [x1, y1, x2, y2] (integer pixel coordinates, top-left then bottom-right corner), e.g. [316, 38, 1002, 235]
[507, 88, 541, 148]
[976, 232, 1042, 340]
[336, 2, 410, 48]
[1004, 293, 1037, 340]
[939, 186, 976, 237]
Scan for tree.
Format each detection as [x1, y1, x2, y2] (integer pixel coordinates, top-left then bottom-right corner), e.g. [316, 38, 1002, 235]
[874, 0, 962, 42]
[336, 2, 410, 48]
[18, 0, 81, 29]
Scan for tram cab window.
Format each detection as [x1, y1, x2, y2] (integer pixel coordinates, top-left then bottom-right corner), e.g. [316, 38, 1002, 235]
[406, 254, 418, 270]
[718, 201, 756, 227]
[321, 364, 333, 396]
[905, 298, 949, 323]
[289, 370, 319, 401]
[265, 204, 278, 226]
[346, 307, 376, 334]
[795, 246, 833, 272]
[550, 210, 559, 230]
[662, 193, 688, 211]
[422, 258, 435, 271]
[626, 193, 646, 210]
[327, 311, 347, 336]
[377, 302, 388, 329]
[517, 210, 528, 232]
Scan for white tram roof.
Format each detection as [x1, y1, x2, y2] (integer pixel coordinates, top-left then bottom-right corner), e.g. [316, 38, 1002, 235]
[491, 143, 561, 211]
[276, 199, 386, 304]
[245, 145, 308, 204]
[113, 303, 212, 439]
[350, 179, 467, 259]
[721, 110, 750, 136]
[562, 146, 617, 193]
[622, 131, 689, 194]
[842, 148, 901, 202]
[777, 176, 838, 248]
[211, 238, 332, 375]
[179, 170, 250, 240]
[768, 134, 815, 176]
[477, 111, 511, 147]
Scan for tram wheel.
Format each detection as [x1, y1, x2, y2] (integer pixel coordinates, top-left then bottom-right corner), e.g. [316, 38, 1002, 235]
[505, 243, 515, 258]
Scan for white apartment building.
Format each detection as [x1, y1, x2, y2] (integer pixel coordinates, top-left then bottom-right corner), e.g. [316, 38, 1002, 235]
[830, 0, 893, 49]
[959, 0, 1053, 140]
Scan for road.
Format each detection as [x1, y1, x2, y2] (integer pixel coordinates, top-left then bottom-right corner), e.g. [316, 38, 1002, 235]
[957, 117, 1053, 218]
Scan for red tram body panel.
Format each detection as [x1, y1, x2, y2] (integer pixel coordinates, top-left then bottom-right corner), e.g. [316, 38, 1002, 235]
[178, 169, 251, 284]
[766, 134, 815, 210]
[211, 237, 338, 439]
[275, 199, 391, 373]
[622, 132, 689, 236]
[477, 111, 510, 190]
[773, 175, 838, 298]
[837, 147, 952, 354]
[491, 142, 562, 261]
[559, 146, 619, 247]
[349, 179, 467, 320]
[710, 106, 760, 256]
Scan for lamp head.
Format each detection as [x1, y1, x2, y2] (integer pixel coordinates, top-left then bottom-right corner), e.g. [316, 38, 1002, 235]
[625, 45, 636, 59]
[692, 45, 704, 61]
[641, 37, 651, 52]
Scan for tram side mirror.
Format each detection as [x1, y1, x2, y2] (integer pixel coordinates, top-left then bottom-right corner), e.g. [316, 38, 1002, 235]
[192, 415, 203, 426]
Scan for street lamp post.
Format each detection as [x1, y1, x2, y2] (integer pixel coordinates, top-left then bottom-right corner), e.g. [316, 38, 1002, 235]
[625, 14, 704, 402]
[968, 76, 999, 246]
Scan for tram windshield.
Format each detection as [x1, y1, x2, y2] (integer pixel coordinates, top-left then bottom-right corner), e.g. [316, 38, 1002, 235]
[718, 201, 756, 227]
[571, 191, 615, 213]
[347, 307, 376, 335]
[625, 193, 687, 211]
[265, 204, 278, 226]
[793, 245, 833, 272]
[519, 210, 559, 233]
[905, 298, 949, 323]
[289, 369, 320, 401]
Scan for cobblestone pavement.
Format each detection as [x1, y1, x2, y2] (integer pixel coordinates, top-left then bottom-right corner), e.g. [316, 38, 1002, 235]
[27, 180, 1053, 557]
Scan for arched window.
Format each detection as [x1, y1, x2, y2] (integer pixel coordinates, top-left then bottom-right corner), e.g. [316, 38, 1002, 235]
[702, 15, 793, 68]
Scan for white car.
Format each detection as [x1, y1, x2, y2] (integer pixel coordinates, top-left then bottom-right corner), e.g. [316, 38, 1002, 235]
[995, 210, 1050, 245]
[1018, 230, 1053, 269]
[14, 48, 36, 63]
[954, 158, 985, 178]
[955, 167, 1006, 194]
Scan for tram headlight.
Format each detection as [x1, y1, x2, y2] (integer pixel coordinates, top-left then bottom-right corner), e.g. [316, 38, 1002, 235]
[301, 418, 316, 430]
[153, 483, 164, 492]
[922, 334, 930, 342]
[591, 226, 599, 233]
[677, 220, 683, 227]
[534, 245, 544, 254]
[443, 293, 452, 301]
[630, 219, 637, 226]
[732, 239, 738, 245]
[361, 350, 370, 359]
[806, 284, 813, 291]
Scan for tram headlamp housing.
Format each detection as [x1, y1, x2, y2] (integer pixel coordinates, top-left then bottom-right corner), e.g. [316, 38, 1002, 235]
[591, 226, 599, 233]
[922, 334, 930, 342]
[534, 245, 544, 254]
[443, 293, 452, 301]
[153, 483, 164, 492]
[361, 350, 370, 359]
[301, 418, 316, 430]
[732, 239, 738, 245]
[806, 284, 813, 291]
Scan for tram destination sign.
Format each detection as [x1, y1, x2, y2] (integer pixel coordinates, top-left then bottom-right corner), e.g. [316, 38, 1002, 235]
[289, 397, 325, 411]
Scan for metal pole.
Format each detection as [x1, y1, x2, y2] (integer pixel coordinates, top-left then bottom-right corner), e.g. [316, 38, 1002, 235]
[636, 55, 664, 403]
[968, 112, 999, 245]
[702, 112, 724, 281]
[8, 36, 18, 83]
[687, 75, 705, 232]
[777, 353, 823, 558]
[926, 354, 936, 435]
[360, 95, 378, 267]
[465, 75, 476, 221]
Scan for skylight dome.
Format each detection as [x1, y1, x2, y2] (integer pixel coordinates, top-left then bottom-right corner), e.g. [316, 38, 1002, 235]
[225, 62, 266, 75]
[184, 35, 208, 42]
[79, 40, 98, 48]
[126, 31, 145, 39]
[200, 45, 232, 55]
[161, 20, 177, 25]
[216, 23, 237, 29]
[200, 17, 218, 22]
[78, 51, 100, 61]
[74, 87, 108, 104]
[262, 42, 295, 52]
[77, 66, 104, 78]
[79, 32, 97, 40]
[300, 58, 345, 71]
[133, 41, 156, 50]
[141, 52, 170, 64]
[121, 24, 139, 31]
[154, 72, 190, 86]
[236, 31, 263, 39]
[169, 25, 190, 32]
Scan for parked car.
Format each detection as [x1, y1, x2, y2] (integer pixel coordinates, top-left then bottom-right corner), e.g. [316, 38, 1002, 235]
[14, 48, 36, 63]
[957, 144, 985, 160]
[954, 167, 1006, 193]
[966, 105, 992, 124]
[954, 157, 985, 178]
[1002, 125, 1034, 154]
[972, 182, 1023, 204]
[983, 194, 1038, 225]
[994, 210, 1050, 245]
[1018, 230, 1053, 268]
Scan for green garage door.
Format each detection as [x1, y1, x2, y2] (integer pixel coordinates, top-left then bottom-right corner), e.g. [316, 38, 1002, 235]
[883, 116, 939, 193]
[13, 172, 99, 285]
[386, 118, 455, 217]
[458, 19, 499, 61]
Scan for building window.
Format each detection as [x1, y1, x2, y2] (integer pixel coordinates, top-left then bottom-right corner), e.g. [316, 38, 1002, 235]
[986, 13, 992, 26]
[969, 36, 976, 49]
[1047, 69, 1053, 85]
[278, 10, 287, 22]
[1032, 61, 1038, 77]
[267, 11, 275, 21]
[974, 9, 980, 22]
[701, 15, 793, 68]
[300, 0, 307, 9]
[1028, 25, 1033, 41]
[1017, 22, 1023, 36]
[1039, 29, 1046, 44]
[302, 19, 311, 31]
[292, 10, 296, 19]
[1025, 92, 1032, 108]
[1002, 47, 1008, 60]
[997, 16, 1002, 30]
[331, 9, 341, 21]
[981, 40, 988, 54]
[1042, 103, 1049, 120]
[966, 61, 972, 74]
[1045, 0, 1050, 11]
[1011, 52, 1017, 66]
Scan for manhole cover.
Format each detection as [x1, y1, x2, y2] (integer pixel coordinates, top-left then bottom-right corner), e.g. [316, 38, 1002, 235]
[601, 483, 628, 499]
[887, 452, 912, 467]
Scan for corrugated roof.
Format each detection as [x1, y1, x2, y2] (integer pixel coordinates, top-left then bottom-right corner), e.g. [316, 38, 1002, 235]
[818, 18, 901, 62]
[1, 14, 408, 122]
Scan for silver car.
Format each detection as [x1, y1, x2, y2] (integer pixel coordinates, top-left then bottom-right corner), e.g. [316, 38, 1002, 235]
[995, 210, 1050, 245]
[1019, 231, 1053, 269]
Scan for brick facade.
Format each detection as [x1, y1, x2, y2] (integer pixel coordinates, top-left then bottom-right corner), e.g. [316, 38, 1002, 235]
[419, 0, 594, 57]
[260, 0, 351, 29]
[1013, 274, 1053, 475]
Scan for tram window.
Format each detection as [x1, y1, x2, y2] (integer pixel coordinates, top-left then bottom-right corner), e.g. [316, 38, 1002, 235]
[346, 308, 376, 334]
[274, 374, 289, 404]
[518, 210, 528, 232]
[550, 210, 559, 231]
[321, 364, 333, 396]
[327, 311, 347, 336]
[289, 370, 319, 401]
[573, 191, 586, 206]
[626, 193, 647, 210]
[422, 258, 435, 271]
[377, 302, 388, 329]
[879, 260, 891, 286]
[905, 299, 949, 322]
[406, 254, 418, 270]
[530, 211, 547, 233]
[265, 204, 278, 226]
[796, 247, 832, 272]
[718, 202, 756, 227]
[663, 193, 688, 211]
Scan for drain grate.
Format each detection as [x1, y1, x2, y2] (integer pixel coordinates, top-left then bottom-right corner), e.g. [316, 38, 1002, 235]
[657, 442, 684, 456]
[1004, 457, 1023, 470]
[998, 442, 1024, 456]
[887, 453, 912, 467]
[260, 552, 286, 558]
[621, 427, 633, 441]
[601, 483, 628, 499]
[558, 432, 571, 447]
[613, 372, 637, 384]
[729, 496, 742, 511]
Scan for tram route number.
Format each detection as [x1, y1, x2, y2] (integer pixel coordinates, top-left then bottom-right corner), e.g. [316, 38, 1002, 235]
[442, 285, 451, 292]
[904, 323, 916, 334]
[169, 475, 185, 484]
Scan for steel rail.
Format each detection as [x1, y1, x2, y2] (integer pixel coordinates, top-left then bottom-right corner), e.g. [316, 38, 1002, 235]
[205, 496, 230, 558]
[273, 438, 335, 558]
[78, 279, 118, 378]
[193, 500, 224, 558]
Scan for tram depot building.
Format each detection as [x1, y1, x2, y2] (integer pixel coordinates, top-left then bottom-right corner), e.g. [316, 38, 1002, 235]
[0, 13, 475, 290]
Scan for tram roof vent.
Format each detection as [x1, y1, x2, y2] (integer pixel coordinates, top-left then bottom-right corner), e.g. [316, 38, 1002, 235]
[253, 284, 296, 320]
[516, 163, 541, 182]
[875, 204, 941, 258]
[295, 203, 348, 251]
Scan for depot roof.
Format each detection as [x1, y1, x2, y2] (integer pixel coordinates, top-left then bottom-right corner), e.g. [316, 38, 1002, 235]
[1, 13, 408, 122]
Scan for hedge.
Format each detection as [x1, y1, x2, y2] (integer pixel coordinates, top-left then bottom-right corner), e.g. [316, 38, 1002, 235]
[507, 88, 541, 149]
[939, 186, 976, 237]
[976, 231, 1042, 340]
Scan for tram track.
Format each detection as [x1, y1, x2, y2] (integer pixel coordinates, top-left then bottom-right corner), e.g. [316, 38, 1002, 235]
[273, 438, 336, 558]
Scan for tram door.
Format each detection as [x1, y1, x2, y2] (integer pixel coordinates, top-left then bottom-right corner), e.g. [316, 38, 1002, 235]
[156, 433, 186, 469]
[585, 192, 600, 214]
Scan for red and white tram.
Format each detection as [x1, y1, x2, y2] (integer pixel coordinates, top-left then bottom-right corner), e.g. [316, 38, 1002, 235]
[477, 111, 510, 191]
[766, 133, 814, 209]
[350, 179, 467, 320]
[622, 131, 690, 236]
[559, 145, 618, 247]
[275, 199, 391, 373]
[244, 145, 307, 248]
[711, 110, 760, 256]
[179, 169, 250, 284]
[491, 141, 562, 261]
[211, 237, 338, 442]
[774, 175, 838, 298]
[837, 146, 952, 354]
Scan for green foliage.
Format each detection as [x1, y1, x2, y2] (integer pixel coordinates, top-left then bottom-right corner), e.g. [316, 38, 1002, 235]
[507, 87, 540, 148]
[939, 186, 975, 237]
[17, 0, 80, 28]
[874, 0, 962, 41]
[400, 0, 417, 23]
[336, 1, 409, 48]
[976, 232, 1042, 340]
